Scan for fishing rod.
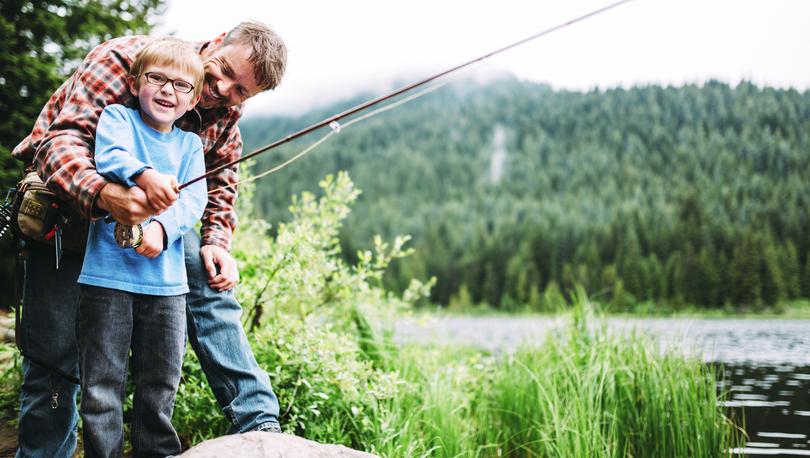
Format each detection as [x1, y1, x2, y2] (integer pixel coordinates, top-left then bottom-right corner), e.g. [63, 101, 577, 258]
[179, 0, 634, 190]
[103, 0, 635, 248]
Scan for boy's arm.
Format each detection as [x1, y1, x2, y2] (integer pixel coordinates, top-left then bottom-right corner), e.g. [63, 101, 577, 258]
[20, 42, 139, 217]
[94, 105, 150, 186]
[12, 37, 155, 223]
[153, 142, 207, 247]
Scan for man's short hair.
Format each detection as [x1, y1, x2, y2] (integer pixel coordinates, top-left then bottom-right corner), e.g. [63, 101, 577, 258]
[131, 37, 205, 98]
[222, 20, 287, 91]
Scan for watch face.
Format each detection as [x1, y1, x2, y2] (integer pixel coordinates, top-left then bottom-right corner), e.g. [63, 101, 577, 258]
[113, 222, 143, 248]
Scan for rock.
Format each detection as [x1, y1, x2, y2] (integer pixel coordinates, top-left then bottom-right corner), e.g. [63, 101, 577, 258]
[179, 432, 380, 458]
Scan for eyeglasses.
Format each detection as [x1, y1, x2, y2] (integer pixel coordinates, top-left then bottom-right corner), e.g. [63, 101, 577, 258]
[143, 72, 195, 94]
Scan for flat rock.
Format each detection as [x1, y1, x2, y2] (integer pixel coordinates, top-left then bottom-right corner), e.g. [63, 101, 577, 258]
[179, 432, 379, 458]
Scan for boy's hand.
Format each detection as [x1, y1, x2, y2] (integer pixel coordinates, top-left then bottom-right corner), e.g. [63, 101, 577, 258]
[135, 221, 165, 258]
[135, 169, 179, 214]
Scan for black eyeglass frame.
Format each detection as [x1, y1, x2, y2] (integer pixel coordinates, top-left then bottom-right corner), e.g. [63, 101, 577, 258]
[142, 72, 195, 94]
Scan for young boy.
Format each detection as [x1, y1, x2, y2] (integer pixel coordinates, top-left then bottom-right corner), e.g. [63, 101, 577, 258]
[76, 37, 207, 457]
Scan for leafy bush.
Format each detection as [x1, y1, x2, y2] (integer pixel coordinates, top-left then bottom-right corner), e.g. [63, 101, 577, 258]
[173, 171, 430, 449]
[0, 171, 741, 457]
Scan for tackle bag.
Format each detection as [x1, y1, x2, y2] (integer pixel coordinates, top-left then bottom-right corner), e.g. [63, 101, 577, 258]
[11, 170, 88, 253]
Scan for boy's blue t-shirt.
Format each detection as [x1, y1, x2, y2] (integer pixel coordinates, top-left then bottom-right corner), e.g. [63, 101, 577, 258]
[78, 104, 207, 296]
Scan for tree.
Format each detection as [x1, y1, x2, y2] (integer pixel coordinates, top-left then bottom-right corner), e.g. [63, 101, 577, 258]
[0, 0, 164, 307]
[761, 241, 786, 306]
[242, 79, 810, 311]
[780, 240, 800, 299]
[729, 230, 762, 308]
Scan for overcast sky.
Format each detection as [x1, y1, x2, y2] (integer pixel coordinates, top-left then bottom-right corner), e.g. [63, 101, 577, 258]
[155, 0, 810, 118]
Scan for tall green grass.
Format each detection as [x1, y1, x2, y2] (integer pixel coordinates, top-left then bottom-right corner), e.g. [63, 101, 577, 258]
[0, 298, 742, 457]
[369, 297, 742, 457]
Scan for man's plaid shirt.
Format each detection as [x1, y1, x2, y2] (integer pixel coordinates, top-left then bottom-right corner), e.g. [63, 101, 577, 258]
[12, 35, 243, 251]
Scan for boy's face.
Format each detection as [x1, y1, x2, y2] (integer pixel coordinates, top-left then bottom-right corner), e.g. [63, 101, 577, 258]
[198, 44, 261, 109]
[129, 64, 200, 132]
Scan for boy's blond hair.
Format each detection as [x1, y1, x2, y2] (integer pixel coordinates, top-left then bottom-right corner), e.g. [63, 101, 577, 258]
[131, 37, 205, 98]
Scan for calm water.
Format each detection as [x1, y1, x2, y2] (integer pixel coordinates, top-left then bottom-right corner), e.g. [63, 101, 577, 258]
[395, 316, 810, 456]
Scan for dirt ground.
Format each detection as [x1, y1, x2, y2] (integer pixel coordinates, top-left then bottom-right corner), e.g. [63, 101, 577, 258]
[0, 307, 15, 457]
[0, 420, 16, 458]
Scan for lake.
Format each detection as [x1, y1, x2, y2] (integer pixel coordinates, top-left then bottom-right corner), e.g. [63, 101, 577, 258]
[395, 316, 810, 456]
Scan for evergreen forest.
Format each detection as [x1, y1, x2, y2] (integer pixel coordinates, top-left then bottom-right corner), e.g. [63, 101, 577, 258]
[241, 77, 810, 311]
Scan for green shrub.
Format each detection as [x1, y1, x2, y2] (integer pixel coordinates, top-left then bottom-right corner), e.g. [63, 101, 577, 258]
[173, 171, 425, 450]
[0, 171, 742, 458]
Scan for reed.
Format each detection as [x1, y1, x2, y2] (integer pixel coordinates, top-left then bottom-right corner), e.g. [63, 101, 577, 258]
[370, 296, 741, 457]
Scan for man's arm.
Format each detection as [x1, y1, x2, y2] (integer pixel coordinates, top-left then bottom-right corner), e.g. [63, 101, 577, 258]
[94, 105, 148, 185]
[199, 119, 241, 252]
[96, 183, 153, 225]
[94, 105, 176, 215]
[197, 115, 242, 290]
[14, 37, 155, 221]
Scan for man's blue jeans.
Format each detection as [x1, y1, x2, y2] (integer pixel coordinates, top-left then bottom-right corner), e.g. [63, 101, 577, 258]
[77, 285, 185, 458]
[16, 233, 281, 458]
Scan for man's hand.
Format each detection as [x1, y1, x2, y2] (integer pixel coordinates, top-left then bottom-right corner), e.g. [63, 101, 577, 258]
[135, 221, 164, 258]
[135, 169, 179, 213]
[96, 183, 155, 225]
[200, 244, 239, 291]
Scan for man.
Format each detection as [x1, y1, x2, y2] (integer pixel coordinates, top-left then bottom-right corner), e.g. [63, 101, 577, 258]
[11, 21, 287, 457]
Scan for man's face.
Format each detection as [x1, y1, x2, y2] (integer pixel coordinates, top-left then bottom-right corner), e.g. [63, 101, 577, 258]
[199, 43, 262, 109]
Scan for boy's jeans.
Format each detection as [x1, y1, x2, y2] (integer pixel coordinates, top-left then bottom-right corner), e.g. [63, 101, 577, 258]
[76, 285, 185, 458]
[16, 233, 281, 458]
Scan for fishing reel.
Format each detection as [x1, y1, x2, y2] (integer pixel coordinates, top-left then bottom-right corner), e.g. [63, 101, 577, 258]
[113, 222, 144, 248]
[103, 213, 144, 248]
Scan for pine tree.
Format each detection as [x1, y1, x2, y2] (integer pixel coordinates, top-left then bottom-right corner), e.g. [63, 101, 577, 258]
[729, 230, 762, 308]
[802, 251, 810, 298]
[448, 284, 473, 312]
[780, 240, 800, 299]
[681, 245, 703, 305]
[700, 247, 721, 307]
[761, 241, 786, 306]
[541, 281, 567, 312]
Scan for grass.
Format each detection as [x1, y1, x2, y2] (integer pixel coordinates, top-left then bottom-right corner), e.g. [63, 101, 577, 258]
[369, 296, 743, 457]
[414, 299, 810, 320]
[0, 297, 743, 457]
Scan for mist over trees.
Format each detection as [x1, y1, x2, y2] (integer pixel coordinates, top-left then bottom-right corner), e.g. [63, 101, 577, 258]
[242, 78, 810, 310]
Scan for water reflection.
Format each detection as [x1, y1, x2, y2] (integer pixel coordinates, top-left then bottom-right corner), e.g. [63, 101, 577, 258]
[718, 364, 810, 455]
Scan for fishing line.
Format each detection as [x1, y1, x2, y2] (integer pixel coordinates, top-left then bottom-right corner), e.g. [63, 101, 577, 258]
[111, 0, 634, 248]
[179, 0, 634, 191]
[207, 78, 451, 195]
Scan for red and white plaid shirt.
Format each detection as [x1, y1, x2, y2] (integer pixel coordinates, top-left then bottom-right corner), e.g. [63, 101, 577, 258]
[12, 35, 242, 251]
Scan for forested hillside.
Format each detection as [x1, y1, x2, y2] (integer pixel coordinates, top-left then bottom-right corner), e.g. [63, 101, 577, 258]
[241, 77, 810, 310]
